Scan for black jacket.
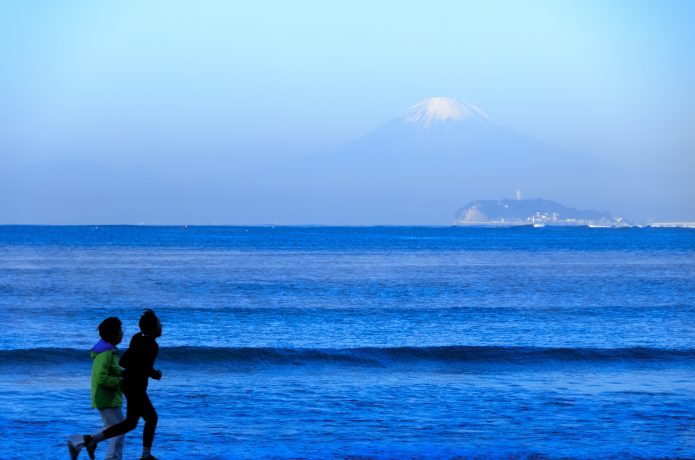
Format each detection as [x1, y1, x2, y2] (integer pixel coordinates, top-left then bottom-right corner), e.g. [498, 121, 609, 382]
[120, 333, 159, 388]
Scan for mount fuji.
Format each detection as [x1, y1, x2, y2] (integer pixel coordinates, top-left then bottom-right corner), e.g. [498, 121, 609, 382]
[285, 97, 611, 224]
[330, 97, 596, 169]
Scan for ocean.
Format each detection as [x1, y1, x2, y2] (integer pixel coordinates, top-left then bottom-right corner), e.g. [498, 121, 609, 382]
[0, 226, 693, 459]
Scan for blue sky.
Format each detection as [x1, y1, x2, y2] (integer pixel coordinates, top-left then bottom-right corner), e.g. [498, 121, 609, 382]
[1, 1, 694, 223]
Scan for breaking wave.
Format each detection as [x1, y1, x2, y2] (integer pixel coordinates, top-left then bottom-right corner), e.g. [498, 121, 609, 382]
[1, 346, 693, 367]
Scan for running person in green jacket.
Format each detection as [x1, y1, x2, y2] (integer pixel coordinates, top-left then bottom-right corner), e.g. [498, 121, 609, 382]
[68, 317, 126, 460]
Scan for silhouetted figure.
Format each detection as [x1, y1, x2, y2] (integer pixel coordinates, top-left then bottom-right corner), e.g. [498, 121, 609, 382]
[83, 310, 163, 460]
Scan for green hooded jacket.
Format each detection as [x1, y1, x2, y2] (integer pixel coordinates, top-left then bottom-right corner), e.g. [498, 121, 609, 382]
[90, 340, 123, 409]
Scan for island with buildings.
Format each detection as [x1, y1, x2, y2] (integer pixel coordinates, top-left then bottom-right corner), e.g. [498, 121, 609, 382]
[454, 192, 628, 227]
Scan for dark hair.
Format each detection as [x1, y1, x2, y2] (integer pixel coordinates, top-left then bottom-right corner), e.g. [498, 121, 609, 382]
[139, 309, 160, 335]
[98, 317, 122, 344]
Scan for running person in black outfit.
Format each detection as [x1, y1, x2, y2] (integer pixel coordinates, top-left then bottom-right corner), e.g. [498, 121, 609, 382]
[83, 310, 163, 460]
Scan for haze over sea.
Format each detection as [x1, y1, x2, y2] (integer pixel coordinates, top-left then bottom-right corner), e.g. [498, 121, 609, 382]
[1, 225, 693, 459]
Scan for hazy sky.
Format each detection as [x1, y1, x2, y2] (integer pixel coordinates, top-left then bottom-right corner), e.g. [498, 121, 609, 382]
[1, 1, 694, 224]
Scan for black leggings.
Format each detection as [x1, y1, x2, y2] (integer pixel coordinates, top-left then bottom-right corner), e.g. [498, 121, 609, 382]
[102, 381, 158, 448]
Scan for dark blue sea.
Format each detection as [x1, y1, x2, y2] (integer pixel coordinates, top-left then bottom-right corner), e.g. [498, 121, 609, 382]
[1, 226, 694, 459]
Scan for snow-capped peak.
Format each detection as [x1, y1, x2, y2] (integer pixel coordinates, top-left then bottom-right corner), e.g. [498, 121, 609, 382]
[401, 97, 490, 126]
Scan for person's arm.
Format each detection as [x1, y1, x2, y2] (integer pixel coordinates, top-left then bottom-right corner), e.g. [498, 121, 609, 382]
[145, 340, 162, 380]
[111, 351, 123, 378]
[118, 347, 131, 370]
[95, 352, 121, 389]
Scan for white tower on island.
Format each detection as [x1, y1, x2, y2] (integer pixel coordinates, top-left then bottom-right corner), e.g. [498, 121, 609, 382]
[515, 189, 522, 200]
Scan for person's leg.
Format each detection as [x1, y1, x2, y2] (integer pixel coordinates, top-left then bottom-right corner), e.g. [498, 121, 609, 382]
[101, 394, 140, 440]
[99, 406, 126, 460]
[85, 387, 143, 459]
[140, 393, 158, 457]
